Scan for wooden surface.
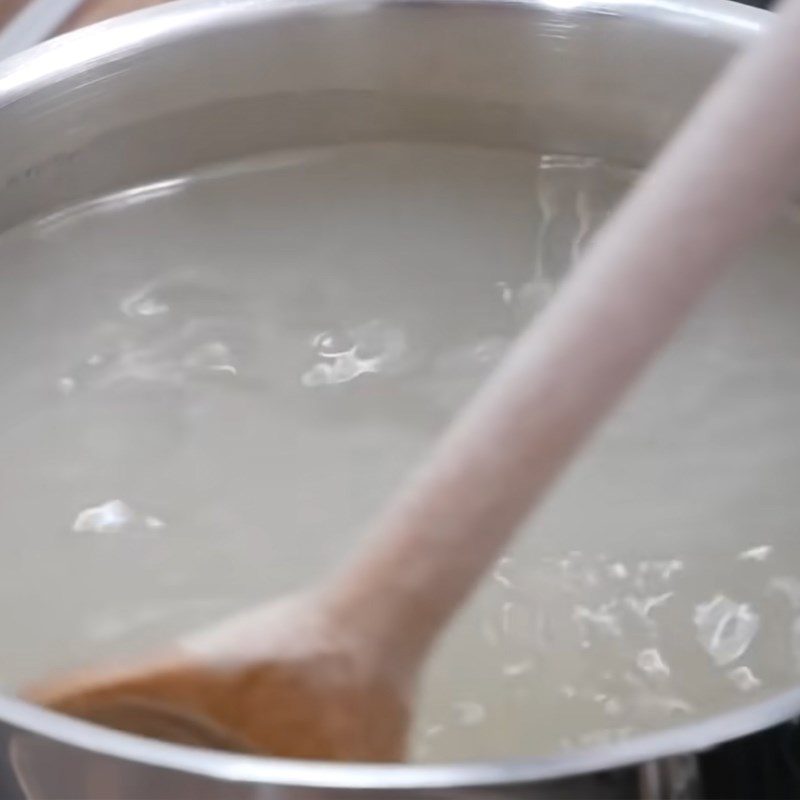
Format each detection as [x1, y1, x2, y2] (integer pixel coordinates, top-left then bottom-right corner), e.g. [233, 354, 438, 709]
[0, 0, 167, 34]
[61, 0, 167, 30]
[0, 0, 35, 28]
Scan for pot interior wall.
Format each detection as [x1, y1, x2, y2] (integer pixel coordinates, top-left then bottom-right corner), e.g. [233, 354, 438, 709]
[0, 1, 753, 232]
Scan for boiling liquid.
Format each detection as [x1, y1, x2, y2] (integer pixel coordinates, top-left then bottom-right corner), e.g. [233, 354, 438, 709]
[0, 143, 800, 761]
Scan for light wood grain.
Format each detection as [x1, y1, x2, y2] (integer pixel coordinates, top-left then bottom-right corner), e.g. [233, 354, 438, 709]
[60, 0, 166, 31]
[0, 0, 35, 28]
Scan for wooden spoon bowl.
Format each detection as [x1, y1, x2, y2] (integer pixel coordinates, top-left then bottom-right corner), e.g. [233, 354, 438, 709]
[26, 597, 411, 761]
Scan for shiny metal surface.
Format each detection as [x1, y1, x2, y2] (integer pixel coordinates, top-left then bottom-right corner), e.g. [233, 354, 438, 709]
[0, 0, 783, 796]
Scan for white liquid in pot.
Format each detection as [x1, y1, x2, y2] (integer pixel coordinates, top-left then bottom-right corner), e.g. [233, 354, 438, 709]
[1, 143, 800, 761]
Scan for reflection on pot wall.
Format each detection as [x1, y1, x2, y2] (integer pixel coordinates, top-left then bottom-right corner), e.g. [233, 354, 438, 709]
[1, 723, 638, 799]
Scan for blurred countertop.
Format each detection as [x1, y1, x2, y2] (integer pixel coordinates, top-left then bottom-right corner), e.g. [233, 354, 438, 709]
[0, 0, 166, 34]
[59, 0, 167, 31]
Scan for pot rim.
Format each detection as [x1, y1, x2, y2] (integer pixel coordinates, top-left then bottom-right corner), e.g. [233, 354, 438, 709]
[5, 684, 800, 788]
[0, 0, 764, 103]
[0, 0, 783, 789]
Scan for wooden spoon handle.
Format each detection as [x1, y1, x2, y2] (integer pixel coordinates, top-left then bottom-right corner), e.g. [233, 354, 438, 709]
[324, 0, 800, 667]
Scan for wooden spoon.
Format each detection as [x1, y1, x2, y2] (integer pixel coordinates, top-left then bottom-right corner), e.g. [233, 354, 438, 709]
[25, 0, 800, 761]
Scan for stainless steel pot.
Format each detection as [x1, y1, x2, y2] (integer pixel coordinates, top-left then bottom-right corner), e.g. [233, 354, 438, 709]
[0, 0, 787, 796]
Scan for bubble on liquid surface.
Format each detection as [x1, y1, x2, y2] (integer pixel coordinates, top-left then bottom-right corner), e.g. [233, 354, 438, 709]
[72, 499, 133, 534]
[121, 292, 170, 318]
[624, 592, 673, 621]
[183, 340, 238, 376]
[119, 271, 239, 321]
[573, 602, 622, 638]
[694, 594, 759, 666]
[608, 562, 628, 579]
[502, 660, 534, 677]
[738, 545, 773, 562]
[492, 557, 515, 589]
[301, 320, 408, 387]
[636, 648, 671, 678]
[637, 559, 684, 584]
[72, 499, 165, 535]
[57, 376, 77, 395]
[727, 665, 762, 692]
[60, 271, 254, 399]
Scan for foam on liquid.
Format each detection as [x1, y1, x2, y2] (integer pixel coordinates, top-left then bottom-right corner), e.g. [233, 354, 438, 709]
[1, 143, 800, 761]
